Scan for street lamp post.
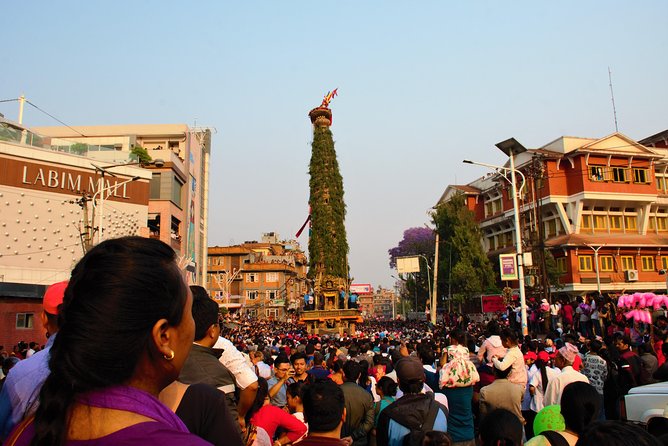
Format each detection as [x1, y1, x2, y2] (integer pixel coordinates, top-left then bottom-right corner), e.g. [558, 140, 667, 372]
[417, 254, 433, 320]
[92, 175, 140, 244]
[391, 275, 407, 318]
[92, 159, 164, 244]
[464, 137, 529, 335]
[585, 244, 605, 296]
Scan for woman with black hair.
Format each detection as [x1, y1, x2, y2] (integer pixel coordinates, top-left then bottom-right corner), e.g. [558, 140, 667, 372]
[246, 377, 307, 446]
[529, 351, 560, 414]
[478, 409, 523, 446]
[575, 421, 661, 446]
[7, 236, 208, 446]
[525, 381, 600, 446]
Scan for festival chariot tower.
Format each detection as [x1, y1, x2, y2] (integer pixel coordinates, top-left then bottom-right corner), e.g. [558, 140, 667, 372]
[300, 90, 362, 334]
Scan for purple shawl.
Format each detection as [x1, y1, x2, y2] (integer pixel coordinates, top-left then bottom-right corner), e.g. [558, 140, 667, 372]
[9, 385, 194, 446]
[77, 385, 189, 432]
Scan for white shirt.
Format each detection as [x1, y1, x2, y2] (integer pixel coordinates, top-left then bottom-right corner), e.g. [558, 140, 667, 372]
[529, 366, 561, 412]
[550, 303, 561, 316]
[255, 361, 272, 379]
[214, 336, 258, 389]
[492, 346, 528, 389]
[543, 366, 589, 406]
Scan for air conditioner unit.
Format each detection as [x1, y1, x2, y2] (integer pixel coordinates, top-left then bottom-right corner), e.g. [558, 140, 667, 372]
[625, 269, 639, 282]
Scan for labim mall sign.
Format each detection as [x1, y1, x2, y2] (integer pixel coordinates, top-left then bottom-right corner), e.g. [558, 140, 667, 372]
[0, 158, 148, 204]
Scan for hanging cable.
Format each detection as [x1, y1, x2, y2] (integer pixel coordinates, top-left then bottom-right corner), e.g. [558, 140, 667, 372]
[0, 98, 19, 103]
[24, 100, 87, 137]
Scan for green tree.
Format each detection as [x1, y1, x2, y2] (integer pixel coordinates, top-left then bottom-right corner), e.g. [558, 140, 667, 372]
[307, 124, 348, 280]
[70, 143, 88, 155]
[431, 193, 497, 306]
[130, 145, 152, 164]
[388, 227, 435, 311]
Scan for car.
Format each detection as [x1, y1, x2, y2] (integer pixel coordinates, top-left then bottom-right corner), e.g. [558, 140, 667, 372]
[623, 381, 668, 430]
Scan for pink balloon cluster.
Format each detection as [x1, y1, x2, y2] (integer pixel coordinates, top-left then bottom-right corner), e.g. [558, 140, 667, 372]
[617, 292, 668, 323]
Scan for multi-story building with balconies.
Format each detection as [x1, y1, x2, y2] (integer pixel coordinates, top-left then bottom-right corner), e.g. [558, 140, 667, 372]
[438, 131, 668, 299]
[32, 123, 212, 284]
[207, 233, 308, 319]
[0, 117, 154, 347]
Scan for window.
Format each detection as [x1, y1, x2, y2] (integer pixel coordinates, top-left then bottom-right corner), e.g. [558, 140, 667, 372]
[609, 216, 622, 230]
[657, 176, 667, 192]
[546, 220, 557, 237]
[247, 290, 258, 300]
[149, 173, 161, 199]
[485, 197, 502, 217]
[621, 256, 635, 271]
[579, 256, 593, 272]
[641, 256, 655, 271]
[589, 166, 607, 181]
[658, 217, 668, 231]
[556, 257, 568, 274]
[581, 215, 592, 229]
[267, 290, 277, 300]
[600, 256, 614, 272]
[593, 215, 607, 230]
[265, 272, 279, 283]
[246, 273, 258, 283]
[505, 232, 514, 247]
[612, 167, 628, 182]
[633, 168, 650, 184]
[171, 176, 183, 206]
[662, 257, 668, 271]
[485, 202, 493, 217]
[16, 313, 34, 329]
[624, 216, 637, 232]
[265, 308, 279, 318]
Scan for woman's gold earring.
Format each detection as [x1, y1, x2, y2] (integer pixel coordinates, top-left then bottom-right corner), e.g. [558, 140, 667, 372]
[164, 350, 175, 361]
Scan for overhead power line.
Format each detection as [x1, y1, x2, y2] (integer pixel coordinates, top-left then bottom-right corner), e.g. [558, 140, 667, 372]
[24, 99, 87, 137]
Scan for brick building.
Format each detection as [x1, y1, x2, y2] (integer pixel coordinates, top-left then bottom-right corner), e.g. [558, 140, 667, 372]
[207, 233, 308, 319]
[438, 131, 668, 298]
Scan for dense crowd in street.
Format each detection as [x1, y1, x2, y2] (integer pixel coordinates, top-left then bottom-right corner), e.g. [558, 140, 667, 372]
[1, 237, 668, 445]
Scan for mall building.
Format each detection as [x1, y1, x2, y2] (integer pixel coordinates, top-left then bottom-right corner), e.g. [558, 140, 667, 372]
[0, 117, 212, 347]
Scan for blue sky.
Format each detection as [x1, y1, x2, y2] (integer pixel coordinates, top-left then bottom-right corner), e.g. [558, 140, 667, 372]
[2, 1, 667, 289]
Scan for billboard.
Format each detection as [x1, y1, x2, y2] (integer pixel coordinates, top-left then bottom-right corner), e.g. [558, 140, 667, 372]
[481, 295, 507, 313]
[396, 256, 421, 274]
[499, 254, 518, 281]
[350, 283, 373, 295]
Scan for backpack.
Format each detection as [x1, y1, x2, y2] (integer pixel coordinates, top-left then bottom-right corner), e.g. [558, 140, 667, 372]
[388, 397, 441, 446]
[541, 430, 569, 446]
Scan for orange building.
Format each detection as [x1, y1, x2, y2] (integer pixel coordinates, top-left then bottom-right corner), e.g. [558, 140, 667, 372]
[439, 131, 668, 298]
[207, 233, 308, 319]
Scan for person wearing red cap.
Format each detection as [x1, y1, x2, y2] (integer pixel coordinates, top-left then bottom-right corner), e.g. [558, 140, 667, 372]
[0, 280, 67, 440]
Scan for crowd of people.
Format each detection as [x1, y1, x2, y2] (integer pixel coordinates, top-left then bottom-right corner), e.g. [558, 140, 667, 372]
[0, 236, 667, 446]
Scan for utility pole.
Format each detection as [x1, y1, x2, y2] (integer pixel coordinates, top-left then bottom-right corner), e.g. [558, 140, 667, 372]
[18, 95, 25, 124]
[431, 232, 439, 324]
[68, 192, 95, 253]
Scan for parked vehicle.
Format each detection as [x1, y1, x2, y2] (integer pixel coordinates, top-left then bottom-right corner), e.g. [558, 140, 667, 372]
[623, 381, 668, 431]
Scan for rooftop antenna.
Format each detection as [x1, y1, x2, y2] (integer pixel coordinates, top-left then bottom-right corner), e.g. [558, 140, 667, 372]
[608, 67, 619, 132]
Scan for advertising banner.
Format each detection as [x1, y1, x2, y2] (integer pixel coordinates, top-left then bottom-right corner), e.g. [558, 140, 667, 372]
[481, 295, 506, 313]
[499, 254, 518, 281]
